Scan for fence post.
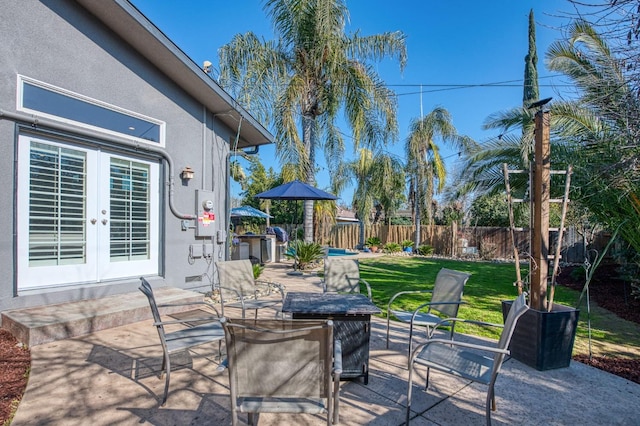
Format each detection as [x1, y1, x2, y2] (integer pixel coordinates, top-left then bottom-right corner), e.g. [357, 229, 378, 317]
[451, 222, 458, 257]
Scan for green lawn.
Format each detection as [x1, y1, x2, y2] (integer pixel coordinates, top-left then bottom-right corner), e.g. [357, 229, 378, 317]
[359, 256, 640, 357]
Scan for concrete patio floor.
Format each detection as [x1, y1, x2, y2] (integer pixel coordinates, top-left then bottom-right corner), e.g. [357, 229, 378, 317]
[10, 259, 640, 425]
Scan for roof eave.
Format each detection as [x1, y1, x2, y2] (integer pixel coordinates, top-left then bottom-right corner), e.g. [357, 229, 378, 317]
[75, 0, 274, 149]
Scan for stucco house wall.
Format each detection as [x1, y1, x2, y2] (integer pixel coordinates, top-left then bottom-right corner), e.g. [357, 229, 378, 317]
[0, 0, 272, 317]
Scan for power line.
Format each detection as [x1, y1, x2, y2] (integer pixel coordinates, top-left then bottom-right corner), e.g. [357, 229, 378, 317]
[386, 75, 559, 88]
[388, 76, 573, 96]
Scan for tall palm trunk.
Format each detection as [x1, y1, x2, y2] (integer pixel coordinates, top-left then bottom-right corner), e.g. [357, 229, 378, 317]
[303, 114, 315, 242]
[411, 176, 422, 249]
[414, 201, 421, 248]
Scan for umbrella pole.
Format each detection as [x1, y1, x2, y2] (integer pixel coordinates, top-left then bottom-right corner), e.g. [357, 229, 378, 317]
[295, 201, 299, 241]
[286, 200, 303, 276]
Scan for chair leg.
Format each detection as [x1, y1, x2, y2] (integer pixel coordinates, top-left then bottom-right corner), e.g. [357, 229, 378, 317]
[386, 315, 390, 349]
[230, 397, 238, 426]
[491, 394, 496, 411]
[332, 376, 340, 424]
[489, 384, 496, 410]
[424, 367, 430, 391]
[486, 385, 495, 426]
[406, 360, 415, 425]
[161, 353, 171, 406]
[160, 356, 166, 379]
[407, 322, 415, 363]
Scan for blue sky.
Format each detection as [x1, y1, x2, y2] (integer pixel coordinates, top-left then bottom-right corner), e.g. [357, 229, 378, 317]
[130, 0, 575, 206]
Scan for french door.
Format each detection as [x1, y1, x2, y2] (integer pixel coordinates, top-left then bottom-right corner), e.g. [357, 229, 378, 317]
[17, 135, 159, 290]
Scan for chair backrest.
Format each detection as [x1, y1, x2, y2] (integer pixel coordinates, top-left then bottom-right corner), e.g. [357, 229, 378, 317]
[497, 292, 529, 351]
[221, 318, 333, 400]
[216, 260, 256, 298]
[324, 258, 362, 294]
[138, 278, 167, 344]
[430, 268, 471, 317]
[139, 278, 161, 323]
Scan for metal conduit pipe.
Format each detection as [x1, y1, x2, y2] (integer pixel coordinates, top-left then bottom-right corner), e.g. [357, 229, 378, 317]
[0, 109, 196, 220]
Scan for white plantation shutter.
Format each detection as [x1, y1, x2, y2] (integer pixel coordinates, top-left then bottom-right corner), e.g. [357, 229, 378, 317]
[28, 142, 87, 266]
[109, 158, 151, 262]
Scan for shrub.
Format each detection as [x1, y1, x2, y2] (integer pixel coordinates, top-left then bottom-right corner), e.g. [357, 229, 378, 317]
[617, 263, 640, 301]
[401, 239, 414, 249]
[416, 244, 434, 256]
[478, 237, 498, 260]
[384, 242, 402, 253]
[286, 240, 324, 270]
[366, 236, 382, 247]
[252, 263, 264, 279]
[570, 265, 586, 282]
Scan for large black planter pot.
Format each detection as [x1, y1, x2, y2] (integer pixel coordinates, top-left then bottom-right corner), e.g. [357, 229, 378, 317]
[502, 300, 580, 371]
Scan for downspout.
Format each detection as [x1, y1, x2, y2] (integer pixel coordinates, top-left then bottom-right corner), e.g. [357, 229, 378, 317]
[202, 105, 207, 188]
[1, 109, 196, 220]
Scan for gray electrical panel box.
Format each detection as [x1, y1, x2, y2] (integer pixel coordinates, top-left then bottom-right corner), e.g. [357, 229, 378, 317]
[195, 189, 216, 236]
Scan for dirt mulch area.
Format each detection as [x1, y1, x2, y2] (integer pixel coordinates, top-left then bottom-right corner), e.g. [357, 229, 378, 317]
[0, 329, 30, 425]
[557, 263, 640, 384]
[557, 264, 640, 324]
[573, 354, 640, 383]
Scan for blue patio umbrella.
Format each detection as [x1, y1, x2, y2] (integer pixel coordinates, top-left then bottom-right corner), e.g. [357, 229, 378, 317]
[256, 180, 337, 273]
[254, 180, 337, 201]
[255, 180, 337, 248]
[230, 206, 272, 219]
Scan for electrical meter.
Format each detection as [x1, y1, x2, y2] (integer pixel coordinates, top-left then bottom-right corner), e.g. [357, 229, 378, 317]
[195, 189, 216, 236]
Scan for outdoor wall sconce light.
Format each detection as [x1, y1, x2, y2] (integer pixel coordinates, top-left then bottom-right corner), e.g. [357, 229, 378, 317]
[180, 166, 194, 180]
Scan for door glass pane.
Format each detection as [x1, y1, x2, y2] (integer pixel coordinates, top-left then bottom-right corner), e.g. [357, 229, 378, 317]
[110, 158, 150, 261]
[28, 142, 86, 266]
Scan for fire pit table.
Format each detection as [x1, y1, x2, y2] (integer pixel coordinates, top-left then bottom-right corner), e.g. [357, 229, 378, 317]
[282, 292, 381, 384]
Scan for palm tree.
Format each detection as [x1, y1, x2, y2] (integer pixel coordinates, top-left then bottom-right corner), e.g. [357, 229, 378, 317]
[370, 152, 406, 225]
[344, 148, 404, 248]
[405, 107, 471, 246]
[546, 20, 640, 252]
[218, 0, 407, 242]
[349, 149, 375, 248]
[313, 199, 337, 245]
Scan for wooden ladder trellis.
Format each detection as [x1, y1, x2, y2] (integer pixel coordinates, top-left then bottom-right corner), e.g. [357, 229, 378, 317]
[503, 163, 572, 303]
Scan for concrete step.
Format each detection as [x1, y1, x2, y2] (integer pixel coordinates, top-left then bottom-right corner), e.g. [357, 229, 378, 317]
[1, 287, 206, 347]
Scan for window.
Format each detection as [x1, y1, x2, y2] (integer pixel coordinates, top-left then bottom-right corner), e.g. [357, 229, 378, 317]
[18, 76, 165, 145]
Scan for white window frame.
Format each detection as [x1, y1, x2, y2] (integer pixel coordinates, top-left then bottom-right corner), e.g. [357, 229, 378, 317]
[16, 75, 166, 147]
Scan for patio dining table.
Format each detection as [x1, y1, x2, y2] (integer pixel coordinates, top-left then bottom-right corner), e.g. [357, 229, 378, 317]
[282, 291, 381, 384]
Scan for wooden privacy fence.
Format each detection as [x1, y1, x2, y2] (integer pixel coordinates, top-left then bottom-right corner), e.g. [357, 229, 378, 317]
[236, 223, 598, 263]
[318, 224, 593, 264]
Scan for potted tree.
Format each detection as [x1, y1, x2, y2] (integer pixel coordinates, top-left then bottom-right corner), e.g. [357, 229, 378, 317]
[365, 236, 381, 253]
[401, 239, 414, 253]
[501, 108, 580, 371]
[501, 296, 579, 370]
